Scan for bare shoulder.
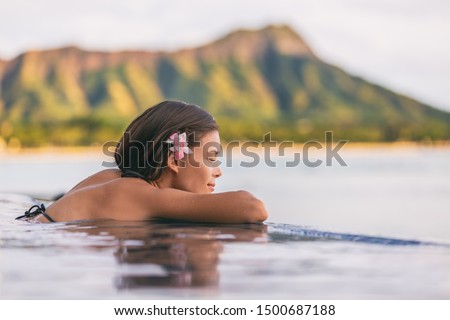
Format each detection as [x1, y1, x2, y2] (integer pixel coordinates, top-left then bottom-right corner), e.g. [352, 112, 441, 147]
[95, 177, 159, 220]
[68, 169, 122, 193]
[90, 169, 122, 182]
[47, 174, 154, 221]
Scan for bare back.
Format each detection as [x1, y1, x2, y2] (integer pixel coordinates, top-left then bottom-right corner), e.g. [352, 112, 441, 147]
[42, 169, 157, 222]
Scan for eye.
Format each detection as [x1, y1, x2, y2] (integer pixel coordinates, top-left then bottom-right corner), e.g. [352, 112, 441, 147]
[208, 157, 218, 163]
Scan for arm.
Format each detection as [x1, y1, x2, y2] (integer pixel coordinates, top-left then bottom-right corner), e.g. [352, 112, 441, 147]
[145, 188, 268, 224]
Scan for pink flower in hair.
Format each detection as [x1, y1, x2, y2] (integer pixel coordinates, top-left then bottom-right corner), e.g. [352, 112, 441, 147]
[166, 132, 193, 160]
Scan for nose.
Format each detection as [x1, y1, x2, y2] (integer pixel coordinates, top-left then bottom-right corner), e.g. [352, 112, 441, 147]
[213, 165, 222, 178]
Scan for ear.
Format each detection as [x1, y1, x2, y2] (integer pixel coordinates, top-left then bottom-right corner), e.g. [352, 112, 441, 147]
[166, 153, 179, 174]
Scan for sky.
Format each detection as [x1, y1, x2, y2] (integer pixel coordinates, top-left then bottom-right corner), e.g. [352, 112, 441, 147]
[0, 0, 449, 112]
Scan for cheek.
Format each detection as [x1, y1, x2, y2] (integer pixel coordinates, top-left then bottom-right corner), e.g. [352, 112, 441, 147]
[194, 164, 211, 182]
[193, 165, 212, 190]
[178, 163, 209, 190]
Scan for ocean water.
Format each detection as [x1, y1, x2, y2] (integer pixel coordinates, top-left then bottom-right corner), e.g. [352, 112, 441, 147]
[1, 145, 449, 242]
[0, 145, 450, 299]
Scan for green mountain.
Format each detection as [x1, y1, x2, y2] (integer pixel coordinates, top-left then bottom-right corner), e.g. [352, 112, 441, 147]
[1, 25, 449, 147]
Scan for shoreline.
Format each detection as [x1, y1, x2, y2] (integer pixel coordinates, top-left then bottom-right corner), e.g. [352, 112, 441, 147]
[0, 140, 449, 157]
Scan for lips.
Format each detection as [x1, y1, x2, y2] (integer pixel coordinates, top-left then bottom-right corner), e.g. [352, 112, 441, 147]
[207, 183, 215, 191]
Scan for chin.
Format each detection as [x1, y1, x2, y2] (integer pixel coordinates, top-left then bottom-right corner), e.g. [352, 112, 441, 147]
[189, 185, 213, 194]
[193, 188, 209, 194]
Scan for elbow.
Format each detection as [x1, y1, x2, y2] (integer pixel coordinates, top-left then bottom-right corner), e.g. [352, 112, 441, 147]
[239, 191, 268, 223]
[250, 199, 268, 223]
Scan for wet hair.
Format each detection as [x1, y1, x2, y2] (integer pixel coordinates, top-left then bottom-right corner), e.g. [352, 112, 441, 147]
[114, 100, 219, 181]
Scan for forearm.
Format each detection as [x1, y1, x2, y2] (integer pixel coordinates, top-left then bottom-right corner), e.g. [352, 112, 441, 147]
[149, 189, 268, 224]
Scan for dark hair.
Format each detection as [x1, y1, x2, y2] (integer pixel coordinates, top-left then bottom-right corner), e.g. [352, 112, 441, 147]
[115, 100, 219, 181]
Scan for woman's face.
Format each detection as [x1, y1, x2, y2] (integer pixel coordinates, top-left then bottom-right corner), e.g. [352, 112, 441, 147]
[173, 130, 222, 194]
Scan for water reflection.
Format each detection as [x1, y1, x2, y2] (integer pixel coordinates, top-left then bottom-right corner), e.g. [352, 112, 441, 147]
[68, 220, 268, 290]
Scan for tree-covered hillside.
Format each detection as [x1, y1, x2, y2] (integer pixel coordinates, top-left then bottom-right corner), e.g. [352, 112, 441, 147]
[1, 25, 449, 147]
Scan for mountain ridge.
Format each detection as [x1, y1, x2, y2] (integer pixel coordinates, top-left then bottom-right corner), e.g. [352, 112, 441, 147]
[1, 25, 314, 63]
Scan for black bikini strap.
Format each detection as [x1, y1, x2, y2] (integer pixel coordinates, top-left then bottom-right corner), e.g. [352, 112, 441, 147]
[16, 203, 56, 223]
[121, 169, 151, 184]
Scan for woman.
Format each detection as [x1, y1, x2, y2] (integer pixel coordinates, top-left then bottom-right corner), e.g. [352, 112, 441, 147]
[17, 101, 268, 223]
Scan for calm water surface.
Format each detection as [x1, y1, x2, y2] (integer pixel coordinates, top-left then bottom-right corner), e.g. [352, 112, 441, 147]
[0, 146, 449, 298]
